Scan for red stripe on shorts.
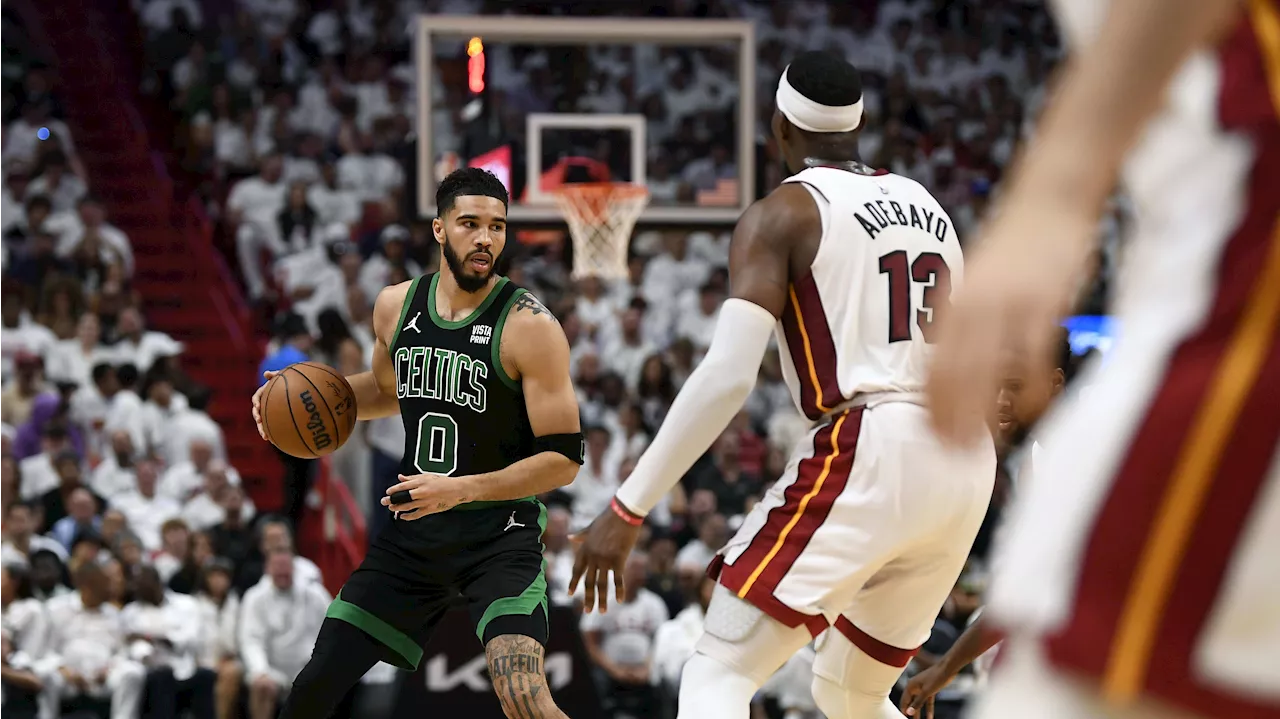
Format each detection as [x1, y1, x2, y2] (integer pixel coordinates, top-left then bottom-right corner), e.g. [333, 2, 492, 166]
[1045, 121, 1280, 715]
[715, 407, 863, 637]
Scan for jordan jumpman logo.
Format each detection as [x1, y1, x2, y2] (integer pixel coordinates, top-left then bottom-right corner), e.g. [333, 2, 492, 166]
[504, 511, 526, 532]
[404, 311, 422, 333]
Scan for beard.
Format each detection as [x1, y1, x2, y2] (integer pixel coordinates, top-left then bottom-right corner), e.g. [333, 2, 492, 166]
[441, 234, 494, 293]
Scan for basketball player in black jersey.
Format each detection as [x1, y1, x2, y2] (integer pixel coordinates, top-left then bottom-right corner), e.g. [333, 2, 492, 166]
[251, 168, 583, 719]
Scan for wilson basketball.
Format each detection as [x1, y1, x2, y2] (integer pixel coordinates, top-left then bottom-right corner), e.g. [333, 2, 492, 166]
[261, 362, 357, 459]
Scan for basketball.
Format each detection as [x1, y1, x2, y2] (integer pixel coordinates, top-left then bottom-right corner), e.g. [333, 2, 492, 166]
[260, 362, 358, 459]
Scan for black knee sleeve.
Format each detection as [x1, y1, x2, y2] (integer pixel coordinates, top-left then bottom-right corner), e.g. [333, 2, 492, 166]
[278, 618, 390, 719]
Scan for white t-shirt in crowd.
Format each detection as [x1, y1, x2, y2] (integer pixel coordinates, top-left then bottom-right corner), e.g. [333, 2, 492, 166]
[579, 587, 670, 668]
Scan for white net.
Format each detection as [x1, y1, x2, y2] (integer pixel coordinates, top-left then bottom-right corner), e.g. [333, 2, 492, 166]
[553, 183, 650, 279]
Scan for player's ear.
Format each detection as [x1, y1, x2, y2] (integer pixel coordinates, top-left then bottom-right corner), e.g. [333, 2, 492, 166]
[431, 215, 445, 245]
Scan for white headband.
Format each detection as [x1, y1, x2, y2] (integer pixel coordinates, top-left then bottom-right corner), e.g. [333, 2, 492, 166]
[775, 66, 864, 133]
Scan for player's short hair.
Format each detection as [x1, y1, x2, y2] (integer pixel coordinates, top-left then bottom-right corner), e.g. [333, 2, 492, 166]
[1053, 326, 1073, 373]
[436, 167, 509, 216]
[783, 51, 863, 109]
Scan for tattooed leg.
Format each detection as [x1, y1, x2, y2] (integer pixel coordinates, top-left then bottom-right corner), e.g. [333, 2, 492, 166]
[485, 634, 568, 719]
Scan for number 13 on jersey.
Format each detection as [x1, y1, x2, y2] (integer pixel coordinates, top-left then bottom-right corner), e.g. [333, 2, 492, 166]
[879, 250, 952, 344]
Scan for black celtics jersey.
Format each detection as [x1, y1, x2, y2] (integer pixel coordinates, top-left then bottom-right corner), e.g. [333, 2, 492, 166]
[389, 273, 536, 507]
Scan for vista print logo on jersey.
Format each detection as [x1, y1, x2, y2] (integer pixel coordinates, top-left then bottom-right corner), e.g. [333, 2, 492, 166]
[394, 345, 488, 412]
[470, 325, 492, 346]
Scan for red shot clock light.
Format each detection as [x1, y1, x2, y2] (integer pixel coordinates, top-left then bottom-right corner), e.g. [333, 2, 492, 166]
[467, 36, 485, 94]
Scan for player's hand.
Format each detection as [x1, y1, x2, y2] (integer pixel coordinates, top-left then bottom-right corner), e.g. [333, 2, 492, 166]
[900, 663, 953, 717]
[251, 371, 280, 441]
[382, 473, 466, 520]
[568, 506, 642, 614]
[926, 195, 1094, 447]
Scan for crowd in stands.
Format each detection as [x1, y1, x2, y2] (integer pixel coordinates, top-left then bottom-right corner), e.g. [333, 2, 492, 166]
[2, 0, 1121, 717]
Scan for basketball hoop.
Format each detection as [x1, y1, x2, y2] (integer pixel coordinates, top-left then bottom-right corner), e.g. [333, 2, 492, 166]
[552, 183, 649, 280]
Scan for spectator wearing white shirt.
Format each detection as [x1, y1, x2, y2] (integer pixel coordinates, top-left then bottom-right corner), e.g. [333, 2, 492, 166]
[111, 460, 181, 551]
[602, 305, 656, 392]
[239, 549, 330, 719]
[45, 313, 111, 389]
[306, 161, 362, 228]
[674, 512, 728, 575]
[153, 518, 195, 585]
[3, 101, 76, 168]
[562, 426, 620, 533]
[572, 275, 617, 341]
[45, 560, 145, 719]
[651, 574, 715, 699]
[17, 423, 73, 500]
[228, 154, 288, 300]
[357, 225, 422, 305]
[1, 304, 57, 390]
[542, 506, 576, 608]
[181, 461, 256, 532]
[334, 132, 403, 203]
[2, 563, 50, 663]
[138, 370, 190, 465]
[25, 151, 85, 214]
[194, 559, 242, 719]
[674, 282, 723, 359]
[159, 438, 218, 503]
[55, 196, 134, 277]
[122, 566, 216, 718]
[0, 502, 67, 568]
[104, 363, 146, 454]
[164, 386, 226, 468]
[111, 307, 183, 375]
[580, 552, 668, 718]
[89, 429, 140, 501]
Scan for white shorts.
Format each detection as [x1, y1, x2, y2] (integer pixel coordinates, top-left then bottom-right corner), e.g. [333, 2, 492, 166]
[710, 400, 994, 666]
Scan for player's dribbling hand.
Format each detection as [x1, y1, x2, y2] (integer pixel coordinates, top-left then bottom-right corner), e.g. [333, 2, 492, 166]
[251, 371, 281, 441]
[568, 508, 642, 614]
[382, 473, 466, 520]
[900, 664, 952, 718]
[925, 194, 1094, 448]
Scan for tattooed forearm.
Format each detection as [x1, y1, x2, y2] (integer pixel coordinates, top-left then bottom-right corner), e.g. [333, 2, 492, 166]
[485, 634, 567, 719]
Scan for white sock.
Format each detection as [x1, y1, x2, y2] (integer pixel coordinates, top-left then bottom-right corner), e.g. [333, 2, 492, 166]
[676, 653, 759, 719]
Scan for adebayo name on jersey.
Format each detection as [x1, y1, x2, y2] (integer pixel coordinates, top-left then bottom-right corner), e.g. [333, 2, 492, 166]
[855, 199, 949, 242]
[394, 345, 488, 412]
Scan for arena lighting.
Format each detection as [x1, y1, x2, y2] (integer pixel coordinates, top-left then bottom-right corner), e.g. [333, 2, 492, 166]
[467, 36, 485, 93]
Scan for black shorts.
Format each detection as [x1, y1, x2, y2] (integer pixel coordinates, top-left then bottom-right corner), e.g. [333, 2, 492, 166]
[325, 499, 548, 670]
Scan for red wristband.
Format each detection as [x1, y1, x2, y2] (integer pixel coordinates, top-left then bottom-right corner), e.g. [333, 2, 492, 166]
[610, 497, 644, 526]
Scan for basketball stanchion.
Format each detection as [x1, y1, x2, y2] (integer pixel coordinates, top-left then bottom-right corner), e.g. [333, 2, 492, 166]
[552, 182, 650, 279]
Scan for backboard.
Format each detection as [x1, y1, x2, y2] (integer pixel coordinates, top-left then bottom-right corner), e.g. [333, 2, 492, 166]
[415, 15, 756, 224]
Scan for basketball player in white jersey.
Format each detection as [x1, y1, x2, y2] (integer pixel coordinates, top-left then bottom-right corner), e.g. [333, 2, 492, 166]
[570, 51, 996, 719]
[927, 0, 1280, 717]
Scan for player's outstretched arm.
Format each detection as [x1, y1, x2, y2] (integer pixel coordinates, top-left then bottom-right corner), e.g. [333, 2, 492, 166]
[612, 185, 813, 515]
[383, 294, 582, 520]
[900, 613, 1005, 716]
[570, 185, 819, 613]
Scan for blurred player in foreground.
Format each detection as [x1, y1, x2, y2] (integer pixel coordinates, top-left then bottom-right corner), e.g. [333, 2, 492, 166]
[573, 51, 995, 719]
[927, 0, 1280, 717]
[900, 330, 1070, 717]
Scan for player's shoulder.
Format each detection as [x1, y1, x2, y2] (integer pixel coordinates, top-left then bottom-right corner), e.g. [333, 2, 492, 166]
[740, 182, 823, 237]
[503, 285, 558, 329]
[372, 278, 417, 324]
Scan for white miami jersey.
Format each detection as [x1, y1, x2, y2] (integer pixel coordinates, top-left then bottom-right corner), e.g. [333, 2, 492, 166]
[776, 166, 963, 420]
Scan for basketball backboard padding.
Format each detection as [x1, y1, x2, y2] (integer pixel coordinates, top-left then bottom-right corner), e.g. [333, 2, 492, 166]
[415, 15, 756, 224]
[525, 113, 646, 207]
